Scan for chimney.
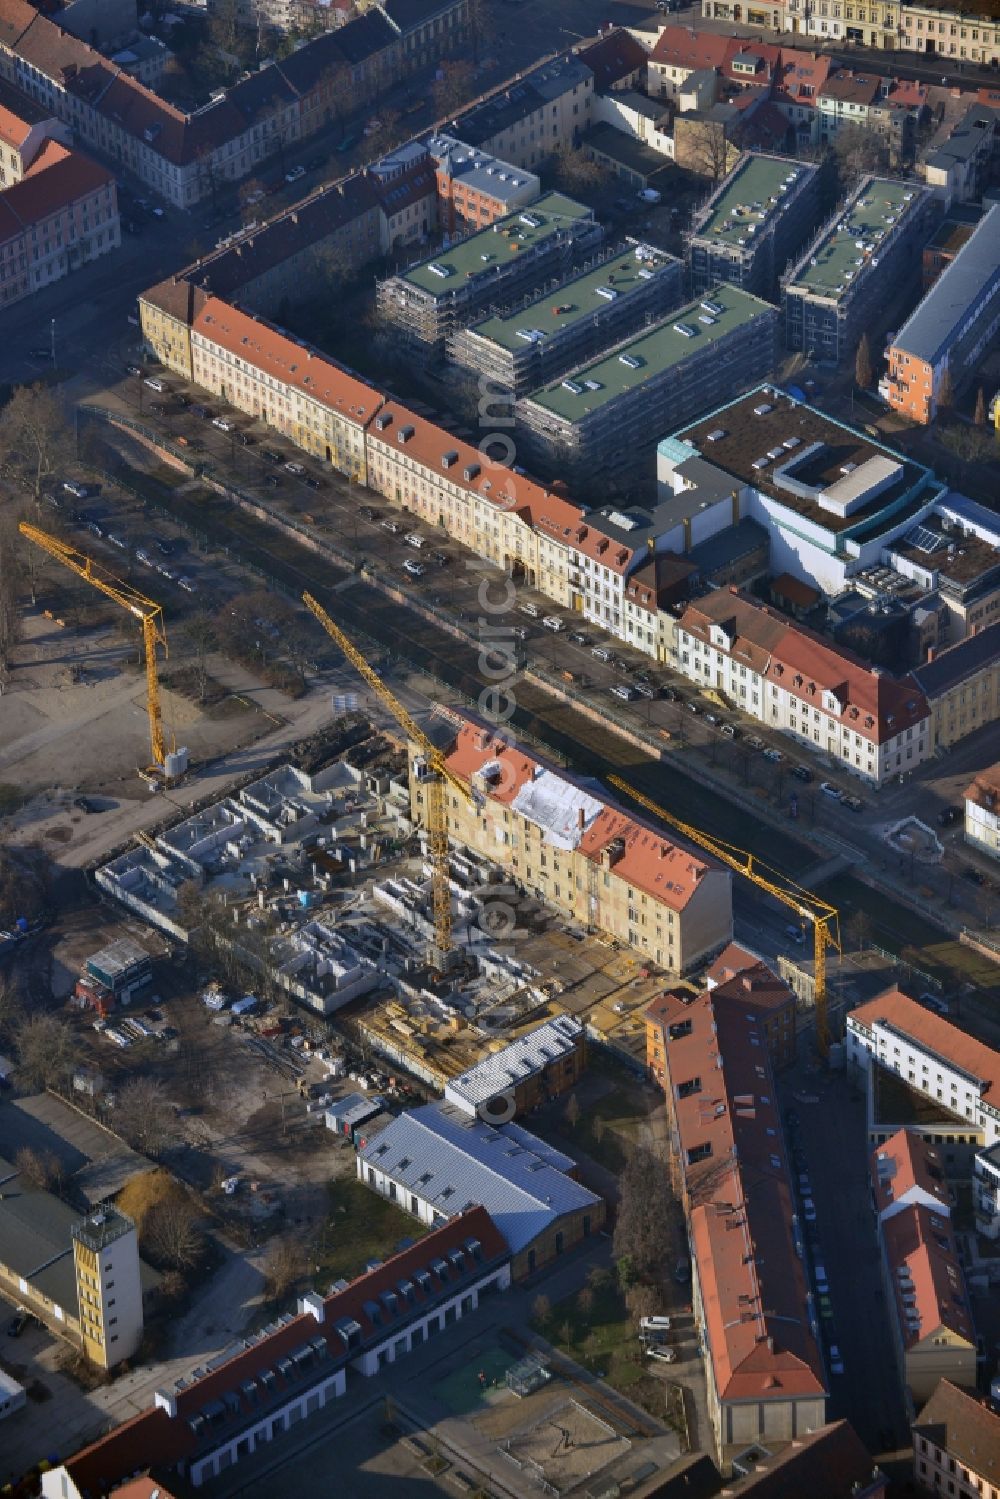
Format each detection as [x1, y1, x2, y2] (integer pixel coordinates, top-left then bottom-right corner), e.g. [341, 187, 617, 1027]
[299, 1291, 325, 1323]
[578, 806, 585, 831]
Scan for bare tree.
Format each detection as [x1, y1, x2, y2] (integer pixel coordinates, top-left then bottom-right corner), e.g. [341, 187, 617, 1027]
[831, 122, 889, 180]
[613, 1143, 673, 1283]
[974, 386, 987, 427]
[15, 1145, 66, 1192]
[114, 1077, 178, 1158]
[264, 1234, 307, 1303]
[15, 1013, 76, 1092]
[0, 384, 73, 499]
[576, 1284, 594, 1322]
[144, 1194, 205, 1270]
[937, 365, 955, 416]
[550, 144, 611, 195]
[855, 331, 872, 390]
[0, 973, 25, 1045]
[238, 178, 267, 225]
[625, 1281, 661, 1326]
[0, 518, 23, 682]
[179, 612, 218, 702]
[564, 1092, 581, 1130]
[675, 115, 736, 182]
[846, 908, 872, 952]
[531, 1293, 551, 1325]
[432, 59, 476, 119]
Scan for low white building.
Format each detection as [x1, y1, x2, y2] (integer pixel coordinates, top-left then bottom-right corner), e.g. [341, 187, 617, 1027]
[964, 764, 1000, 862]
[0, 1368, 25, 1421]
[847, 986, 1000, 1151]
[974, 1141, 1000, 1239]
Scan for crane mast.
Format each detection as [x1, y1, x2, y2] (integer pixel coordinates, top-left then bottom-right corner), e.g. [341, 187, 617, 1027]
[302, 591, 477, 963]
[19, 521, 172, 777]
[607, 774, 840, 1054]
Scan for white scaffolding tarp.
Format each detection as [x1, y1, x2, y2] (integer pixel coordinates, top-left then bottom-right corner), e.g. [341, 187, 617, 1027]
[511, 771, 604, 851]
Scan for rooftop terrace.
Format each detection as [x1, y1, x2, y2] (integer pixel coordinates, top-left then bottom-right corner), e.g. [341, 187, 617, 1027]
[692, 153, 813, 249]
[672, 387, 938, 536]
[463, 243, 678, 353]
[397, 192, 592, 296]
[788, 179, 922, 298]
[523, 283, 772, 422]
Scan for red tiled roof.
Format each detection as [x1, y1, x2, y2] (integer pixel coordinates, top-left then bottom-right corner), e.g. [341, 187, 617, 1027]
[366, 398, 549, 521]
[719, 1420, 883, 1497]
[578, 29, 648, 93]
[442, 717, 717, 913]
[705, 942, 760, 983]
[678, 588, 929, 744]
[871, 1127, 949, 1220]
[0, 140, 113, 239]
[914, 1380, 1000, 1485]
[0, 98, 31, 149]
[650, 985, 825, 1403]
[193, 298, 380, 427]
[818, 69, 881, 106]
[63, 1208, 508, 1498]
[649, 24, 730, 71]
[964, 762, 1000, 812]
[711, 961, 795, 1018]
[849, 986, 1000, 1102]
[881, 1202, 973, 1350]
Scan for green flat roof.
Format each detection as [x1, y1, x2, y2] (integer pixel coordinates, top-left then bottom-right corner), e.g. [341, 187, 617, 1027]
[400, 192, 592, 296]
[694, 154, 812, 249]
[524, 284, 774, 421]
[465, 245, 678, 353]
[788, 179, 921, 298]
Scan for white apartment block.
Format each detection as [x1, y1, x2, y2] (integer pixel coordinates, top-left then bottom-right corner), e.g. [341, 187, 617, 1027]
[964, 765, 1000, 862]
[675, 589, 930, 786]
[847, 987, 1000, 1150]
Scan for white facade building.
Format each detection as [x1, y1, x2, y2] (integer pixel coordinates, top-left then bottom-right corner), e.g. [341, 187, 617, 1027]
[964, 765, 1000, 862]
[847, 987, 1000, 1150]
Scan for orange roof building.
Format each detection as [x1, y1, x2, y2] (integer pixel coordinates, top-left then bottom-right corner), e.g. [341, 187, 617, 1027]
[847, 987, 1000, 1149]
[40, 1208, 510, 1499]
[646, 981, 826, 1469]
[879, 1201, 974, 1405]
[675, 584, 929, 787]
[871, 1127, 951, 1223]
[190, 298, 381, 481]
[913, 1379, 1000, 1499]
[964, 761, 1000, 863]
[418, 713, 733, 976]
[0, 134, 118, 309]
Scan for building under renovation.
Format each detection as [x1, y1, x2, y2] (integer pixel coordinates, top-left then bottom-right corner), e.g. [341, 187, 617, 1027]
[447, 241, 683, 396]
[687, 153, 821, 301]
[376, 192, 602, 351]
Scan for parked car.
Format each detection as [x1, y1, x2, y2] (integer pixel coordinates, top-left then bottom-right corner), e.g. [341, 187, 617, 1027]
[673, 1256, 691, 1284]
[819, 781, 841, 799]
[791, 764, 813, 782]
[73, 796, 94, 813]
[6, 1310, 28, 1338]
[762, 748, 783, 763]
[646, 1346, 677, 1364]
[686, 700, 700, 714]
[634, 681, 657, 699]
[840, 793, 864, 812]
[303, 475, 323, 490]
[591, 645, 613, 662]
[802, 1197, 817, 1222]
[403, 559, 425, 577]
[704, 711, 719, 726]
[432, 549, 449, 566]
[262, 448, 283, 464]
[568, 631, 589, 646]
[381, 518, 402, 534]
[144, 376, 166, 392]
[746, 735, 765, 750]
[828, 1343, 844, 1376]
[611, 684, 636, 701]
[284, 461, 305, 476]
[542, 616, 565, 632]
[360, 505, 379, 521]
[212, 416, 235, 431]
[285, 164, 306, 183]
[135, 547, 154, 567]
[640, 1316, 672, 1332]
[62, 479, 93, 499]
[662, 686, 679, 702]
[720, 722, 739, 738]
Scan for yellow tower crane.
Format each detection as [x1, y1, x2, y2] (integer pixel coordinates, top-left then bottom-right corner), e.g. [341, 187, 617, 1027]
[19, 521, 173, 779]
[302, 591, 478, 962]
[607, 773, 840, 1055]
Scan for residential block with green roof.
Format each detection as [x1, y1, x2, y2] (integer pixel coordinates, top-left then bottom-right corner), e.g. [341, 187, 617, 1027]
[447, 241, 684, 394]
[513, 283, 779, 490]
[688, 153, 821, 301]
[376, 192, 601, 350]
[783, 176, 937, 365]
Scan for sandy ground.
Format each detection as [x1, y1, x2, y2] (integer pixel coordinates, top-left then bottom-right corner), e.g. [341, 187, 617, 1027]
[1, 612, 351, 870]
